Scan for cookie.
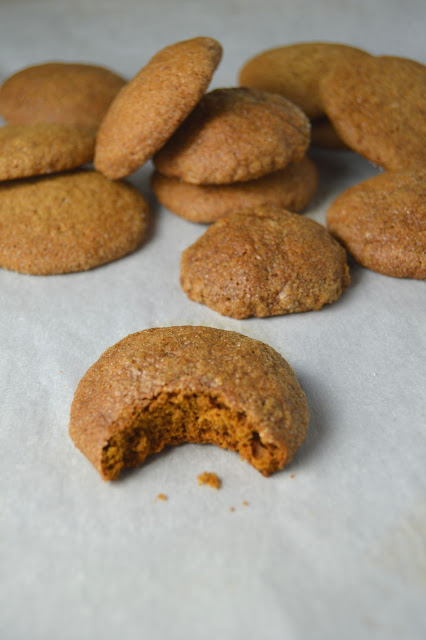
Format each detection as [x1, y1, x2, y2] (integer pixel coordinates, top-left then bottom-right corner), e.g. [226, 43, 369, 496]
[310, 118, 348, 150]
[180, 206, 350, 318]
[154, 88, 310, 184]
[238, 42, 371, 119]
[151, 156, 318, 223]
[320, 56, 426, 170]
[0, 62, 125, 128]
[0, 170, 148, 275]
[326, 169, 426, 279]
[69, 326, 310, 479]
[0, 123, 96, 181]
[94, 37, 222, 180]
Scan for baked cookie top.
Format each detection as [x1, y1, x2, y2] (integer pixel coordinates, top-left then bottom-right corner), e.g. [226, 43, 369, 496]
[0, 123, 96, 181]
[320, 56, 426, 170]
[0, 62, 125, 128]
[238, 42, 371, 119]
[180, 206, 350, 318]
[326, 169, 426, 279]
[151, 156, 318, 223]
[0, 170, 148, 275]
[154, 88, 310, 184]
[94, 37, 222, 179]
[69, 326, 310, 479]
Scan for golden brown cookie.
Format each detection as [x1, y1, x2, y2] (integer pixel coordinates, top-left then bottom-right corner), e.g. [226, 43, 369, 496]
[320, 56, 426, 170]
[0, 123, 96, 181]
[326, 169, 426, 279]
[154, 88, 310, 184]
[0, 170, 148, 275]
[0, 62, 125, 128]
[151, 156, 318, 223]
[180, 206, 350, 318]
[310, 118, 348, 150]
[94, 37, 222, 180]
[238, 42, 371, 119]
[69, 326, 310, 479]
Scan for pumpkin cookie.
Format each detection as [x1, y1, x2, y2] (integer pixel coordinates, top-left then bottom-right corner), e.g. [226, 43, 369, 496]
[151, 156, 318, 223]
[326, 169, 426, 279]
[95, 37, 222, 179]
[0, 123, 96, 181]
[0, 62, 125, 128]
[238, 42, 371, 119]
[320, 56, 426, 170]
[154, 88, 310, 184]
[69, 326, 310, 479]
[180, 206, 350, 318]
[0, 170, 148, 275]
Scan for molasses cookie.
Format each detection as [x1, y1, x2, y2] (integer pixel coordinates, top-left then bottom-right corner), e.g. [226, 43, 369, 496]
[320, 56, 426, 170]
[180, 206, 350, 318]
[0, 62, 125, 128]
[0, 170, 148, 275]
[95, 37, 222, 179]
[238, 42, 371, 119]
[326, 169, 426, 279]
[69, 326, 310, 479]
[0, 123, 95, 181]
[151, 156, 318, 222]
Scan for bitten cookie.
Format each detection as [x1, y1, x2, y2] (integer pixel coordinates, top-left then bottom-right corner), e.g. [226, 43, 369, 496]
[153, 88, 310, 184]
[238, 42, 371, 119]
[180, 206, 350, 318]
[326, 169, 426, 279]
[0, 62, 125, 128]
[0, 123, 96, 181]
[69, 326, 310, 479]
[320, 56, 426, 170]
[0, 171, 148, 275]
[151, 156, 318, 223]
[95, 37, 222, 179]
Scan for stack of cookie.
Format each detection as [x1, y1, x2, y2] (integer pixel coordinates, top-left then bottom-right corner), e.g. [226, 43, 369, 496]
[0, 63, 148, 275]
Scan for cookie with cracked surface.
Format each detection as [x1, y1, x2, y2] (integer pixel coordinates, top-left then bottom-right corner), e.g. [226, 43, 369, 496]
[320, 56, 426, 170]
[151, 156, 318, 223]
[153, 87, 310, 184]
[0, 123, 96, 181]
[0, 170, 148, 275]
[180, 206, 350, 318]
[95, 37, 222, 179]
[69, 326, 310, 479]
[326, 169, 426, 279]
[0, 62, 125, 128]
[238, 42, 371, 119]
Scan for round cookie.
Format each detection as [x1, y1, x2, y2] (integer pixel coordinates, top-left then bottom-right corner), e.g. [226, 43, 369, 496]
[0, 123, 96, 181]
[0, 62, 126, 128]
[0, 170, 148, 275]
[153, 88, 310, 184]
[94, 37, 222, 180]
[151, 156, 318, 223]
[320, 56, 426, 170]
[69, 326, 310, 479]
[238, 42, 371, 119]
[180, 206, 350, 318]
[310, 118, 348, 150]
[326, 169, 426, 279]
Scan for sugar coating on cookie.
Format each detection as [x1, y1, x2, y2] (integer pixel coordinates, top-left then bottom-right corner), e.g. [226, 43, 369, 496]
[69, 326, 309, 479]
[95, 37, 223, 179]
[239, 42, 371, 119]
[153, 88, 310, 184]
[0, 123, 96, 181]
[180, 206, 350, 318]
[0, 62, 126, 128]
[0, 170, 148, 275]
[151, 156, 318, 223]
[326, 169, 426, 279]
[320, 56, 426, 170]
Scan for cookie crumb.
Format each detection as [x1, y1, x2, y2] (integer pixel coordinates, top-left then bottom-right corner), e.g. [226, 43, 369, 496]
[242, 500, 249, 507]
[229, 506, 235, 512]
[197, 471, 221, 489]
[290, 474, 295, 479]
[156, 493, 167, 501]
